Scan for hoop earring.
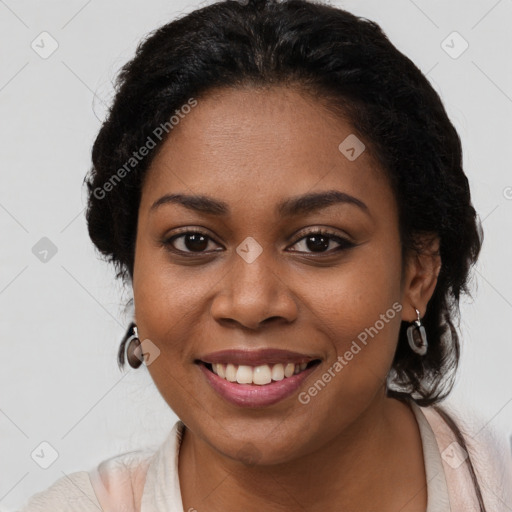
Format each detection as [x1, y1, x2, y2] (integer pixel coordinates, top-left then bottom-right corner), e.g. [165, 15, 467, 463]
[407, 308, 428, 356]
[126, 324, 143, 369]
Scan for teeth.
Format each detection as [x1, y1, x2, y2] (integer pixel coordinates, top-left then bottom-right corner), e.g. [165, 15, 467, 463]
[294, 363, 307, 374]
[253, 364, 272, 385]
[225, 363, 237, 382]
[209, 361, 311, 385]
[236, 365, 253, 384]
[215, 363, 225, 378]
[271, 363, 284, 381]
[284, 363, 295, 378]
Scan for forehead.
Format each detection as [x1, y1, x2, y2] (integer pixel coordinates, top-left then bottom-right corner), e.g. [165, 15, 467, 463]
[140, 85, 391, 216]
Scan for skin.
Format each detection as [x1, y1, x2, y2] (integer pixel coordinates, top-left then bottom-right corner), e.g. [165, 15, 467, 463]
[132, 85, 441, 511]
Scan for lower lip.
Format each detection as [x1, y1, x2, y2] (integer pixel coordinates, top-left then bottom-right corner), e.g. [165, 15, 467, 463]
[198, 363, 319, 408]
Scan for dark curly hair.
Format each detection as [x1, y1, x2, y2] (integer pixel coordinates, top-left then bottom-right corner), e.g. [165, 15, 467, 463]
[85, 0, 482, 412]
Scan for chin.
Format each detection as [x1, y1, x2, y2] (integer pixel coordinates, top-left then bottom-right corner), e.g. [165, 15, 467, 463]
[199, 419, 318, 467]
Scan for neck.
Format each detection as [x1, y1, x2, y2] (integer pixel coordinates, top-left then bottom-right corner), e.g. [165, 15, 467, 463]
[178, 391, 427, 512]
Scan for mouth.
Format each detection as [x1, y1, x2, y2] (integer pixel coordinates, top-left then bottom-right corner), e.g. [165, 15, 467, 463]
[195, 349, 322, 407]
[199, 360, 321, 386]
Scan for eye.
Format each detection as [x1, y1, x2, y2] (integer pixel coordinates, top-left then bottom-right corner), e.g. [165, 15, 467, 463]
[163, 229, 221, 254]
[288, 228, 356, 254]
[162, 228, 356, 256]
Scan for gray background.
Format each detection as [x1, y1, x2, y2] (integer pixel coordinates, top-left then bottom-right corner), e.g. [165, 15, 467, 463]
[1, 0, 511, 509]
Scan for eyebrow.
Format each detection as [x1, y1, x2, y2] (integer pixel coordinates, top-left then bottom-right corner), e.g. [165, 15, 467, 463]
[150, 190, 369, 217]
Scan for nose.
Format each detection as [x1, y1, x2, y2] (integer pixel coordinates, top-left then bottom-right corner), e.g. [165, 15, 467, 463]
[210, 249, 298, 330]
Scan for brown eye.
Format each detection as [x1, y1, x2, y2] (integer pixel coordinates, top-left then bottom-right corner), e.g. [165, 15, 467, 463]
[304, 234, 330, 252]
[289, 229, 355, 254]
[164, 231, 220, 253]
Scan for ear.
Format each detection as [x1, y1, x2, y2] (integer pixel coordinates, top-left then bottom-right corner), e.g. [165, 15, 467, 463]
[401, 234, 442, 321]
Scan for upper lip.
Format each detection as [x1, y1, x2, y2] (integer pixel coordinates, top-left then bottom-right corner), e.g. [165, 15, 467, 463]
[198, 349, 320, 366]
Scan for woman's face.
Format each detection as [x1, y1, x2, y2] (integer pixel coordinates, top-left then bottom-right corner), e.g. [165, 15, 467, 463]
[133, 86, 417, 465]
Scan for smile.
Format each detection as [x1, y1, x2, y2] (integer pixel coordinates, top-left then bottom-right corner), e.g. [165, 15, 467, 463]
[202, 361, 319, 385]
[195, 348, 322, 407]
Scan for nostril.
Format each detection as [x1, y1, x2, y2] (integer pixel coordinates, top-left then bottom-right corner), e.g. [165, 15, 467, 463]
[262, 316, 282, 324]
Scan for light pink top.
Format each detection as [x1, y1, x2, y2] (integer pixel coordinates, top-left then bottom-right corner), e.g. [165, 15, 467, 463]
[19, 400, 512, 511]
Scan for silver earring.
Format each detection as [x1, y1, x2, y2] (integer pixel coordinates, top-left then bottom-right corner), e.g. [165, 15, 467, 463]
[407, 308, 428, 356]
[126, 324, 143, 369]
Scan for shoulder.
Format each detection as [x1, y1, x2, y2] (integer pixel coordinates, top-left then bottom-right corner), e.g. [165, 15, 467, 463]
[89, 447, 155, 511]
[18, 471, 99, 511]
[18, 448, 156, 512]
[419, 400, 512, 510]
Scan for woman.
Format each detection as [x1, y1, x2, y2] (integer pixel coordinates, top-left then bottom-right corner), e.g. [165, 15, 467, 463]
[21, 0, 512, 510]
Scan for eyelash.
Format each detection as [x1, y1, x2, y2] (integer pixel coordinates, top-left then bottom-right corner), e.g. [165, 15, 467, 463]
[162, 228, 356, 256]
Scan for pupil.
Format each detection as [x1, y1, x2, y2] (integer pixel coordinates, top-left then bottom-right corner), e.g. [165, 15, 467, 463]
[307, 235, 329, 252]
[186, 233, 208, 252]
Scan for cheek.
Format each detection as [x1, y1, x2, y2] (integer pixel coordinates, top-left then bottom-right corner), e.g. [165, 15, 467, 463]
[132, 242, 199, 358]
[132, 249, 208, 413]
[301, 239, 403, 376]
